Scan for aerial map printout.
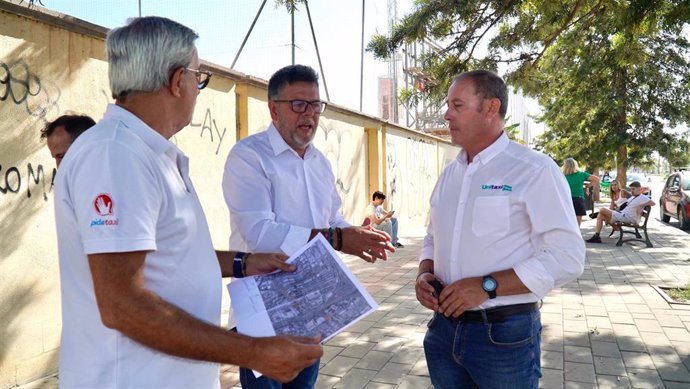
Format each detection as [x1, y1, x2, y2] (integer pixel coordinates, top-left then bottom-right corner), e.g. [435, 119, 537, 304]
[228, 234, 378, 344]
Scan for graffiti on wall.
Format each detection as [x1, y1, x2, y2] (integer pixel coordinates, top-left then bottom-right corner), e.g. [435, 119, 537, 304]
[1, 61, 61, 203]
[189, 108, 228, 155]
[386, 135, 436, 219]
[1, 60, 61, 119]
[0, 163, 55, 201]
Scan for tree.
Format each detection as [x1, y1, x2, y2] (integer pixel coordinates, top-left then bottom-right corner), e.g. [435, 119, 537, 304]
[368, 0, 690, 186]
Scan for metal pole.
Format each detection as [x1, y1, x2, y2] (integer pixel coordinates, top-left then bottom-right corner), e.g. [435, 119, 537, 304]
[231, 0, 268, 69]
[291, 7, 295, 65]
[359, 0, 365, 111]
[138, 0, 141, 17]
[304, 1, 330, 101]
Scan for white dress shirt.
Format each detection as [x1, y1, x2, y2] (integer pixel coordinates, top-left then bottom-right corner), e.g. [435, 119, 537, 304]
[223, 123, 350, 255]
[420, 133, 585, 308]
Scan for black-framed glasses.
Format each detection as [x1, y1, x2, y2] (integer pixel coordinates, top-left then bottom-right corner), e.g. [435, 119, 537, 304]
[185, 67, 213, 90]
[273, 99, 327, 113]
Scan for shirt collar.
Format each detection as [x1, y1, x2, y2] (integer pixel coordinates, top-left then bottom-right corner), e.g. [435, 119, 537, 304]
[267, 122, 314, 158]
[104, 104, 176, 156]
[457, 131, 509, 165]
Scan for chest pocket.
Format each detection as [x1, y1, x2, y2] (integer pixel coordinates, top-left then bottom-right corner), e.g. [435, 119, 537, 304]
[472, 196, 510, 236]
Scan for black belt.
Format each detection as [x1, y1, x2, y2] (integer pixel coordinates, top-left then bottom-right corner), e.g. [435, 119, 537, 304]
[441, 302, 540, 324]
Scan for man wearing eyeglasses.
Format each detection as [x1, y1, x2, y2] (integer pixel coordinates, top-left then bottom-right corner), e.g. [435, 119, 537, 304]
[223, 64, 395, 388]
[53, 17, 322, 389]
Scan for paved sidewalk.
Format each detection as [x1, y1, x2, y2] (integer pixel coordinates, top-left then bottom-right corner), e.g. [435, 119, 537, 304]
[16, 216, 690, 389]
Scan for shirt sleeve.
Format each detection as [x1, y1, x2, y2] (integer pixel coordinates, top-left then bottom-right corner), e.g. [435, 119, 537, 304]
[513, 161, 586, 298]
[222, 144, 311, 255]
[70, 140, 160, 255]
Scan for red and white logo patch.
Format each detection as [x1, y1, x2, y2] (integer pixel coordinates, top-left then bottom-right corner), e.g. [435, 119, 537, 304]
[93, 193, 114, 216]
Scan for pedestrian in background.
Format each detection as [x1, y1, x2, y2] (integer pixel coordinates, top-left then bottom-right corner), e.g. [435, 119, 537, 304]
[562, 157, 599, 226]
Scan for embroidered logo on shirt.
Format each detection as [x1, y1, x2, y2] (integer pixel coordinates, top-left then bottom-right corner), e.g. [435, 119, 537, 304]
[481, 184, 513, 192]
[93, 193, 114, 216]
[90, 193, 119, 227]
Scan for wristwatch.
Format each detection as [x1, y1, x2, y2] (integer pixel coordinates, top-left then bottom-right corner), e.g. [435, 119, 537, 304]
[482, 275, 498, 299]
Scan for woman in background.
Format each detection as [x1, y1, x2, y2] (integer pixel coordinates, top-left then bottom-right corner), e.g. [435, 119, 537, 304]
[562, 158, 600, 226]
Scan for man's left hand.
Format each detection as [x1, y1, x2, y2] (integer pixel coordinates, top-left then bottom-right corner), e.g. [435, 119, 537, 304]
[244, 253, 295, 276]
[340, 226, 395, 263]
[437, 277, 488, 318]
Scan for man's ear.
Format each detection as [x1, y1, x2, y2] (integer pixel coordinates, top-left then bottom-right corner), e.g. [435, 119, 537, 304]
[268, 101, 279, 121]
[485, 98, 501, 118]
[169, 67, 185, 97]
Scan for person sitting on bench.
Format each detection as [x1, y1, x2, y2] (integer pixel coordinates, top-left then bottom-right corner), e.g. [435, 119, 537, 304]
[368, 191, 403, 248]
[586, 181, 655, 243]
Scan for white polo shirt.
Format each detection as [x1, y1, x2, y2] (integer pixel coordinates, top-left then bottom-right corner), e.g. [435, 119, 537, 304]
[420, 133, 585, 308]
[54, 104, 221, 389]
[222, 123, 350, 256]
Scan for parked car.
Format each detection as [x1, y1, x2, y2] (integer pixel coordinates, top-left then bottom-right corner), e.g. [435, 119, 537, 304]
[603, 172, 652, 197]
[659, 170, 690, 230]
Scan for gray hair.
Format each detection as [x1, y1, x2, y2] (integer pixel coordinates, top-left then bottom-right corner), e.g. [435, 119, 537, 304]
[106, 17, 198, 100]
[453, 70, 508, 119]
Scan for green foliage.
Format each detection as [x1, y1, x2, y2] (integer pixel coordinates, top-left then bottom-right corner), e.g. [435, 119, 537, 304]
[369, 0, 690, 171]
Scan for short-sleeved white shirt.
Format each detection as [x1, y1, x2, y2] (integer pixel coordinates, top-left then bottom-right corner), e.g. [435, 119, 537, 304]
[54, 104, 221, 389]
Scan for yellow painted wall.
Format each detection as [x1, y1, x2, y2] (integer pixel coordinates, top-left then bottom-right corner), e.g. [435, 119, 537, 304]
[0, 3, 457, 387]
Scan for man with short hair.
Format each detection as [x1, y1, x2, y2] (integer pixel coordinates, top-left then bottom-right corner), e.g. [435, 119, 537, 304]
[41, 114, 95, 167]
[368, 190, 403, 247]
[586, 181, 655, 243]
[223, 64, 394, 389]
[54, 17, 322, 389]
[416, 70, 585, 388]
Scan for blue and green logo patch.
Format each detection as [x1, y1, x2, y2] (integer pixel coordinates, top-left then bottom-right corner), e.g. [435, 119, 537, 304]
[481, 184, 512, 192]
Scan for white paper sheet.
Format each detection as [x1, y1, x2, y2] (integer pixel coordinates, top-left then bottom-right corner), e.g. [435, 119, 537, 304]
[229, 233, 378, 343]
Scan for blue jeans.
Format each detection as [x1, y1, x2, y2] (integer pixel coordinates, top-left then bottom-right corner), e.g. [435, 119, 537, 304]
[423, 310, 542, 389]
[390, 217, 399, 245]
[239, 359, 319, 389]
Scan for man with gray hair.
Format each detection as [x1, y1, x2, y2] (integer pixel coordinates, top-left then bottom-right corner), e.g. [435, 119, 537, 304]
[54, 17, 321, 388]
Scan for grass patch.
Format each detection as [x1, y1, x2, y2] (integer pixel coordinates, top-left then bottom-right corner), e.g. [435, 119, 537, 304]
[665, 285, 690, 303]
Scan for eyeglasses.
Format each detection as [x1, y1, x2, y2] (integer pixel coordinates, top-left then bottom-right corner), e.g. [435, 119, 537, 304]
[272, 99, 327, 114]
[185, 67, 213, 90]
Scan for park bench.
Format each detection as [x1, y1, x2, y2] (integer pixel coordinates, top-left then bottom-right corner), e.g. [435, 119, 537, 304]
[612, 205, 653, 248]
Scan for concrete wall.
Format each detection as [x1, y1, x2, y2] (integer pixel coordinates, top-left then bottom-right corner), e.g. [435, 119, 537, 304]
[0, 2, 458, 387]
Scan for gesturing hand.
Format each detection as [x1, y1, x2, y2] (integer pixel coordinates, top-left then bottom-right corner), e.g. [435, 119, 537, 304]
[340, 226, 395, 263]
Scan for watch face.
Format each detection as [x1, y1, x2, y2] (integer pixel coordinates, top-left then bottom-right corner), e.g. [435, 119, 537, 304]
[483, 278, 497, 291]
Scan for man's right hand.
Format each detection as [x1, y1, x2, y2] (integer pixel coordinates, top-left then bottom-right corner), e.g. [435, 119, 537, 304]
[415, 273, 441, 311]
[340, 226, 395, 263]
[251, 335, 323, 382]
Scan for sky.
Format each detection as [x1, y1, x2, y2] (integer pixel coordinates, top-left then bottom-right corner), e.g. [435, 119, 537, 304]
[41, 0, 414, 117]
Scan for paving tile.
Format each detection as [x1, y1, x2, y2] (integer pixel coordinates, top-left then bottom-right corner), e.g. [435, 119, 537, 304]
[355, 350, 393, 371]
[591, 341, 622, 358]
[593, 356, 626, 376]
[320, 356, 360, 377]
[370, 362, 411, 385]
[397, 374, 432, 389]
[333, 368, 377, 389]
[542, 349, 565, 370]
[540, 368, 564, 389]
[564, 361, 596, 384]
[596, 374, 632, 388]
[656, 363, 690, 382]
[565, 345, 593, 364]
[626, 367, 664, 388]
[622, 351, 655, 369]
[340, 341, 376, 359]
